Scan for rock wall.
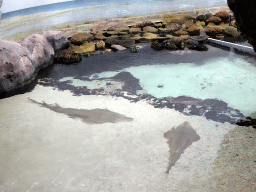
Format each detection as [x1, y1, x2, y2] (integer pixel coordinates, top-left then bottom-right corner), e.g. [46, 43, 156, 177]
[227, 0, 256, 52]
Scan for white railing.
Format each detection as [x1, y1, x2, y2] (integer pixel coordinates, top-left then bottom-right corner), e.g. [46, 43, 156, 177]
[207, 37, 256, 56]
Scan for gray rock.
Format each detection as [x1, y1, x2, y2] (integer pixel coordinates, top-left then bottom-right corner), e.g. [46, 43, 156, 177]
[0, 39, 34, 93]
[111, 44, 126, 51]
[45, 30, 70, 51]
[20, 34, 54, 70]
[0, 34, 55, 94]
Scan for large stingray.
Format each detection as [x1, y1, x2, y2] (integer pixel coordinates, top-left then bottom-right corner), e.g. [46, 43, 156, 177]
[164, 121, 200, 174]
[28, 98, 133, 124]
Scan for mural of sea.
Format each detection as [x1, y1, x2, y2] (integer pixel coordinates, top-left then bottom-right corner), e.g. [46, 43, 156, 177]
[0, 0, 227, 38]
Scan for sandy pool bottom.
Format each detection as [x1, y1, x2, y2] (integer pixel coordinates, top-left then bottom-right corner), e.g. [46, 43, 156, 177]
[0, 85, 255, 192]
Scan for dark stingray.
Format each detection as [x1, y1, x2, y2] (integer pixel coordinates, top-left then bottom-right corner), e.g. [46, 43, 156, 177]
[28, 98, 133, 124]
[164, 121, 200, 174]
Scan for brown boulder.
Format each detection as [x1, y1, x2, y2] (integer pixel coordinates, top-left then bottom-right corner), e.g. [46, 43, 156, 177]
[143, 26, 158, 33]
[206, 16, 222, 24]
[105, 36, 135, 48]
[214, 10, 230, 22]
[205, 27, 223, 37]
[70, 33, 93, 45]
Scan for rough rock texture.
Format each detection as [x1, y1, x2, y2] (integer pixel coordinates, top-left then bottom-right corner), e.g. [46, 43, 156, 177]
[20, 34, 54, 70]
[0, 40, 35, 93]
[0, 34, 55, 94]
[228, 0, 256, 51]
[45, 30, 70, 51]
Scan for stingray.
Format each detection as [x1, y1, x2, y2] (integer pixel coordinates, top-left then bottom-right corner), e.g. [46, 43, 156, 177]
[164, 121, 200, 174]
[28, 98, 133, 124]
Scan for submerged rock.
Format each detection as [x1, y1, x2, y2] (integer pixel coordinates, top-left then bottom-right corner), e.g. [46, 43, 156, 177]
[54, 53, 82, 64]
[130, 45, 140, 53]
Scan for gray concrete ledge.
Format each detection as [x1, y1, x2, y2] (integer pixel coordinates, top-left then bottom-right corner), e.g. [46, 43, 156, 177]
[207, 37, 256, 56]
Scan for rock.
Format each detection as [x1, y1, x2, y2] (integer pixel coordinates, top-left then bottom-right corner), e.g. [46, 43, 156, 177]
[196, 15, 206, 22]
[205, 13, 213, 20]
[70, 33, 94, 45]
[143, 26, 158, 33]
[0, 39, 34, 93]
[71, 41, 95, 54]
[95, 40, 106, 50]
[214, 10, 230, 23]
[206, 16, 222, 24]
[158, 28, 171, 36]
[154, 23, 162, 28]
[105, 36, 135, 48]
[54, 53, 82, 64]
[187, 25, 201, 36]
[138, 33, 158, 43]
[166, 21, 183, 32]
[207, 22, 229, 30]
[134, 20, 153, 28]
[132, 34, 142, 41]
[223, 26, 238, 37]
[172, 35, 190, 44]
[0, 35, 54, 94]
[190, 35, 209, 44]
[174, 30, 188, 36]
[230, 20, 237, 28]
[163, 15, 182, 25]
[216, 35, 225, 40]
[94, 33, 107, 40]
[185, 39, 208, 51]
[111, 44, 126, 51]
[129, 27, 142, 34]
[45, 30, 70, 51]
[205, 27, 223, 37]
[20, 34, 54, 70]
[151, 40, 166, 51]
[130, 45, 140, 53]
[227, 0, 256, 51]
[196, 21, 205, 27]
[164, 39, 177, 50]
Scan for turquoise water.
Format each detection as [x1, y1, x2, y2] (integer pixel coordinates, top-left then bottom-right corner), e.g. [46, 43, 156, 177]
[59, 55, 256, 116]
